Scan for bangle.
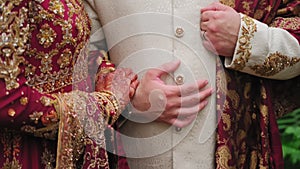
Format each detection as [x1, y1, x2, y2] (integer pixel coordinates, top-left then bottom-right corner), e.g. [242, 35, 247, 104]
[93, 90, 121, 125]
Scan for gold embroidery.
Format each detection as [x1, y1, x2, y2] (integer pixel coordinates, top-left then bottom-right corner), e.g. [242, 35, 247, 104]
[21, 124, 59, 140]
[243, 82, 251, 99]
[242, 1, 253, 15]
[54, 19, 77, 48]
[84, 138, 109, 168]
[228, 90, 240, 109]
[216, 145, 235, 169]
[1, 158, 22, 169]
[20, 97, 28, 105]
[260, 105, 268, 124]
[24, 64, 36, 76]
[270, 17, 300, 30]
[29, 111, 43, 124]
[221, 113, 231, 131]
[30, 49, 58, 73]
[37, 23, 57, 48]
[49, 0, 65, 17]
[250, 52, 300, 76]
[249, 150, 258, 169]
[57, 48, 72, 68]
[1, 131, 23, 169]
[237, 129, 246, 147]
[0, 2, 28, 90]
[220, 0, 235, 8]
[234, 15, 257, 70]
[40, 96, 54, 106]
[24, 0, 91, 94]
[41, 110, 59, 126]
[261, 84, 267, 99]
[54, 90, 107, 168]
[41, 146, 56, 169]
[253, 9, 264, 20]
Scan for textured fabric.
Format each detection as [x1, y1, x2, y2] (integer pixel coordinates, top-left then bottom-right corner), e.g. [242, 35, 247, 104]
[216, 0, 300, 169]
[0, 0, 127, 168]
[89, 0, 300, 169]
[92, 0, 217, 168]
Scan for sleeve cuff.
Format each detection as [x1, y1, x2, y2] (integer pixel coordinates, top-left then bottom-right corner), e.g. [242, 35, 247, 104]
[225, 13, 269, 72]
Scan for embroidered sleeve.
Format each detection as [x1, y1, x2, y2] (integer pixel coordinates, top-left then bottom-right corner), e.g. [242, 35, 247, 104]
[224, 14, 300, 80]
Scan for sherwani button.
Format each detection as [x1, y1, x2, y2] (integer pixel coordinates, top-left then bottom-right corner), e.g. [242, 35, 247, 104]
[175, 27, 184, 38]
[175, 75, 184, 85]
[175, 127, 182, 132]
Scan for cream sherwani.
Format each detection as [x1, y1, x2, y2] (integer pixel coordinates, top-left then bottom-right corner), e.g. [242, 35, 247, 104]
[84, 0, 300, 169]
[87, 1, 217, 169]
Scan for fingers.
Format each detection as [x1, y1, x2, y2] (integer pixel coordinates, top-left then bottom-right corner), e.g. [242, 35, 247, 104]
[200, 11, 215, 22]
[180, 88, 213, 107]
[164, 99, 209, 128]
[157, 92, 211, 128]
[201, 2, 228, 13]
[149, 60, 181, 78]
[179, 79, 209, 96]
[129, 80, 139, 98]
[200, 21, 208, 32]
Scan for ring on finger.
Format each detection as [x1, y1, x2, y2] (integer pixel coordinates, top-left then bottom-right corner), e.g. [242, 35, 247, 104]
[201, 31, 207, 41]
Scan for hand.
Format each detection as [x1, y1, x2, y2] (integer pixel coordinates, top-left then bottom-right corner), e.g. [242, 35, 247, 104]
[96, 67, 138, 111]
[200, 2, 241, 57]
[131, 60, 214, 128]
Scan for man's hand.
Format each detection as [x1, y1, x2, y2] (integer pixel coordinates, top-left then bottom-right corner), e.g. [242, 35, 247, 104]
[131, 60, 214, 128]
[200, 2, 241, 57]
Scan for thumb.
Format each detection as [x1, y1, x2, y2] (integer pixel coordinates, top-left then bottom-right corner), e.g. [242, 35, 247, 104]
[148, 59, 181, 78]
[201, 2, 228, 13]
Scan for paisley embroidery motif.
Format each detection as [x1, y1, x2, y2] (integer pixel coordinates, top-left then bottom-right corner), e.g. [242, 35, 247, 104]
[250, 51, 300, 76]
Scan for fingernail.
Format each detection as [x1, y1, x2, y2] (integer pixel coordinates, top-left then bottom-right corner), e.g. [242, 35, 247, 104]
[204, 100, 208, 105]
[210, 88, 215, 94]
[205, 80, 208, 85]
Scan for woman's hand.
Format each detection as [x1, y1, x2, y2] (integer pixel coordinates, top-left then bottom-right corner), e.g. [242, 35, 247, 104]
[96, 67, 138, 111]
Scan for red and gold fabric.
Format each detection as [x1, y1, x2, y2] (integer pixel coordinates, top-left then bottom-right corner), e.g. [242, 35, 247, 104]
[216, 0, 300, 168]
[0, 0, 129, 168]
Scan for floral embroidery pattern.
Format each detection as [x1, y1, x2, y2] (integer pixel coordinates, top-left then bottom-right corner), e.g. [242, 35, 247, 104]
[0, 0, 28, 90]
[49, 0, 65, 17]
[233, 15, 257, 70]
[250, 51, 300, 76]
[37, 24, 57, 48]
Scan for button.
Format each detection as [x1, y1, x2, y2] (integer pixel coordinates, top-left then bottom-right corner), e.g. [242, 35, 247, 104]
[175, 75, 184, 85]
[175, 27, 184, 38]
[175, 127, 182, 132]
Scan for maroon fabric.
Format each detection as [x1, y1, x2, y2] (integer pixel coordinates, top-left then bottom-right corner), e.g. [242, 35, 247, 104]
[0, 0, 120, 168]
[216, 0, 300, 168]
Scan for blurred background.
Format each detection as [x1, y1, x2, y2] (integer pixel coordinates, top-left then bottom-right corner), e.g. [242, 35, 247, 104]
[278, 108, 300, 168]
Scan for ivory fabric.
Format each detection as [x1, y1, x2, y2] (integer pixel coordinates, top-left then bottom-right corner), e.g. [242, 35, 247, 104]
[90, 0, 217, 169]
